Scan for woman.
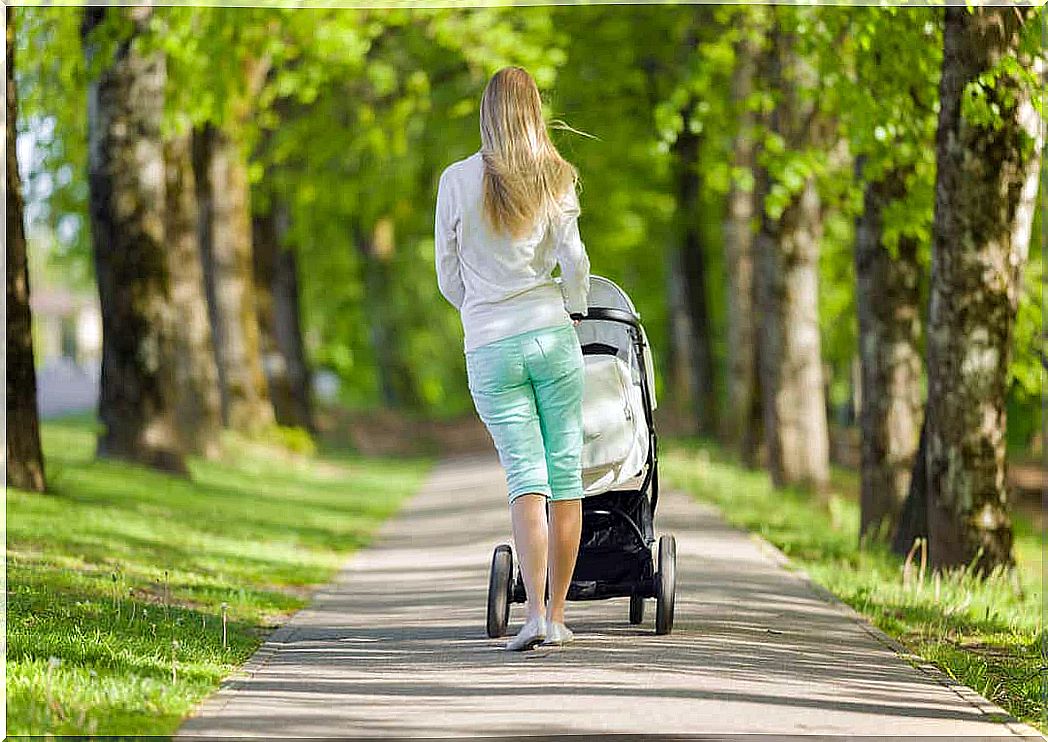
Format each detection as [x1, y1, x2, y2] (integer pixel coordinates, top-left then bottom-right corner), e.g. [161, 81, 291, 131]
[434, 67, 591, 651]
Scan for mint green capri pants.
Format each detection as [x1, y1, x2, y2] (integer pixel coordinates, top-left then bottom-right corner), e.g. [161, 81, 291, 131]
[465, 323, 585, 503]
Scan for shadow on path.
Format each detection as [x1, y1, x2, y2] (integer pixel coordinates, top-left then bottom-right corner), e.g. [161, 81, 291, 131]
[179, 456, 1037, 739]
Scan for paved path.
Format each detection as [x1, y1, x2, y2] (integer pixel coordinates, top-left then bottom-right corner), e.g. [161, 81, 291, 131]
[180, 456, 1043, 739]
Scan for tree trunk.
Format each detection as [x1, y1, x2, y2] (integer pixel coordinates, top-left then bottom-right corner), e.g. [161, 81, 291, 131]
[754, 17, 830, 489]
[163, 132, 223, 458]
[192, 122, 274, 434]
[673, 116, 717, 436]
[892, 418, 929, 556]
[83, 6, 185, 473]
[355, 218, 418, 409]
[253, 202, 315, 432]
[724, 29, 760, 458]
[272, 241, 314, 431]
[742, 320, 764, 469]
[665, 246, 697, 433]
[854, 162, 923, 542]
[742, 96, 772, 471]
[923, 7, 1042, 572]
[6, 6, 46, 492]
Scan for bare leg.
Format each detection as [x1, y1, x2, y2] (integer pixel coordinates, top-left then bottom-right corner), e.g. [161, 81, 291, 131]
[546, 498, 582, 624]
[510, 494, 548, 621]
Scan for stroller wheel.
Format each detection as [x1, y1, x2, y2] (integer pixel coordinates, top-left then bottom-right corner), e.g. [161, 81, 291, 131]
[655, 535, 677, 635]
[629, 594, 645, 625]
[487, 544, 513, 638]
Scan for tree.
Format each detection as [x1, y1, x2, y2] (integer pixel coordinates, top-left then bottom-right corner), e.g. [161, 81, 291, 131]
[354, 217, 421, 409]
[922, 6, 1043, 571]
[637, 14, 704, 425]
[82, 6, 185, 473]
[837, 10, 940, 542]
[753, 9, 831, 489]
[854, 163, 922, 541]
[253, 193, 314, 432]
[154, 8, 277, 433]
[892, 419, 929, 555]
[647, 7, 738, 435]
[6, 6, 46, 492]
[723, 18, 764, 463]
[164, 129, 223, 458]
[672, 100, 717, 436]
[249, 7, 573, 412]
[192, 120, 274, 433]
[26, 3, 1043, 458]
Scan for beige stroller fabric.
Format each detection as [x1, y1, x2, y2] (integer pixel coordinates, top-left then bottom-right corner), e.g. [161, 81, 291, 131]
[580, 355, 649, 495]
[570, 276, 656, 496]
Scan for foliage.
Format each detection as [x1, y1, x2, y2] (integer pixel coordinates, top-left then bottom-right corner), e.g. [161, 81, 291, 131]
[6, 416, 429, 735]
[812, 7, 941, 412]
[16, 7, 90, 275]
[1009, 196, 1045, 450]
[248, 7, 571, 412]
[11, 6, 1047, 734]
[14, 5, 1045, 443]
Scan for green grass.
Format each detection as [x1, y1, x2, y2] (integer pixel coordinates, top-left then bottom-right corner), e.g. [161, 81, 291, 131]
[6, 416, 430, 736]
[661, 438, 1045, 733]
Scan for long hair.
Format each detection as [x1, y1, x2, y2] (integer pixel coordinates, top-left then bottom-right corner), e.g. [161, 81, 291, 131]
[480, 67, 578, 239]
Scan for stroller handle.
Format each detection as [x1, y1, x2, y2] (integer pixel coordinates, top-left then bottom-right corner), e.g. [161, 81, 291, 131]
[570, 307, 640, 329]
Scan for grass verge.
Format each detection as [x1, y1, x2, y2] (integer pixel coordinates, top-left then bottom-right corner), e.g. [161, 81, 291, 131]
[661, 437, 1044, 733]
[7, 416, 430, 736]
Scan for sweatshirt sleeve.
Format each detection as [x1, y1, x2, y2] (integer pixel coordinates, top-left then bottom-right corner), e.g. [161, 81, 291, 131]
[553, 186, 590, 316]
[434, 170, 466, 311]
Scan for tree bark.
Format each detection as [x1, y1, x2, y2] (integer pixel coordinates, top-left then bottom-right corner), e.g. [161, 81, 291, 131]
[892, 417, 929, 556]
[923, 7, 1042, 572]
[253, 201, 315, 432]
[672, 114, 717, 436]
[754, 17, 830, 489]
[272, 240, 314, 431]
[83, 6, 185, 473]
[164, 132, 223, 458]
[724, 29, 760, 458]
[854, 162, 923, 542]
[192, 122, 274, 434]
[6, 6, 46, 492]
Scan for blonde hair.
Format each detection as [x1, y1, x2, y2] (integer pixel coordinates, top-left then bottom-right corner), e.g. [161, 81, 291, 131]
[480, 67, 578, 238]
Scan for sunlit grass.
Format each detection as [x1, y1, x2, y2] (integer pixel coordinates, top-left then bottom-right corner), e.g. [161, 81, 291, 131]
[6, 416, 430, 736]
[662, 437, 1044, 732]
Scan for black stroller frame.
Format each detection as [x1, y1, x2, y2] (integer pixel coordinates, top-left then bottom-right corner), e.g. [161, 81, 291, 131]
[486, 303, 678, 637]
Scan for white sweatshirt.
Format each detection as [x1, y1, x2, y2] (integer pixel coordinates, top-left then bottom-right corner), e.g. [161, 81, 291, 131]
[434, 151, 591, 353]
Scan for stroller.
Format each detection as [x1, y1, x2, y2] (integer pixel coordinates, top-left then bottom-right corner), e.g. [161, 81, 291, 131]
[486, 276, 677, 636]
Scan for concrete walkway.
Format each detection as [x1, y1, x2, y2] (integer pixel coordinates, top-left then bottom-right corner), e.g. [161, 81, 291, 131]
[180, 456, 1043, 739]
